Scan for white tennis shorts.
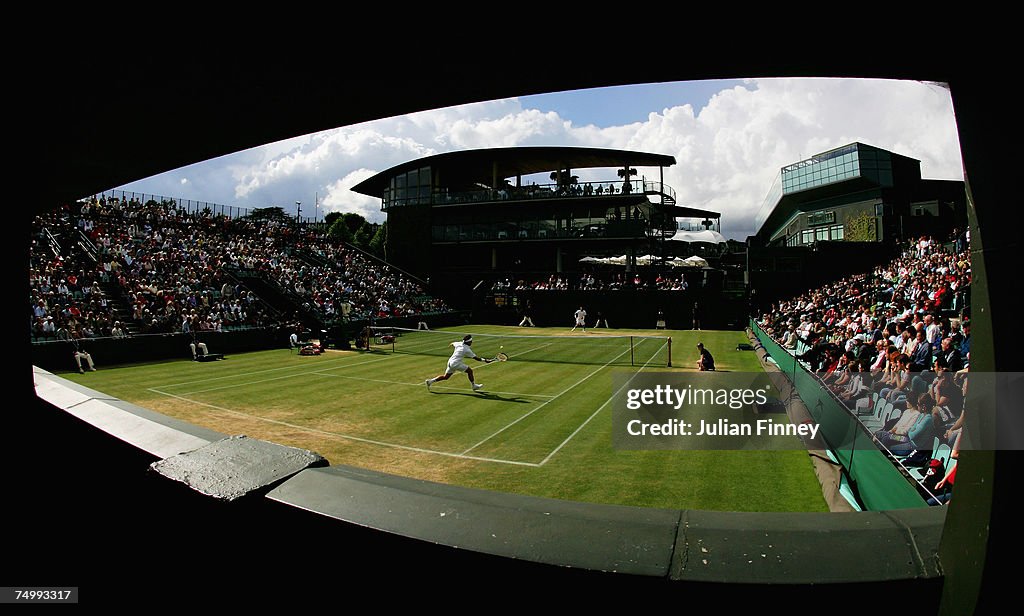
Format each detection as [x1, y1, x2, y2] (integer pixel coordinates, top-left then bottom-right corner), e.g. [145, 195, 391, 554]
[446, 360, 469, 374]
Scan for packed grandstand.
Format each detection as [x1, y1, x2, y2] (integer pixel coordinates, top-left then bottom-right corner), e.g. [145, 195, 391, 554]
[29, 195, 454, 342]
[755, 229, 970, 505]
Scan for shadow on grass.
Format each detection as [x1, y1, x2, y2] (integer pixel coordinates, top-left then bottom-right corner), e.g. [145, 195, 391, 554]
[428, 390, 532, 403]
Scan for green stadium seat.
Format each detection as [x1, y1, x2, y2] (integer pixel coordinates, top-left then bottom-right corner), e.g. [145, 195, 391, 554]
[934, 443, 952, 469]
[861, 399, 892, 431]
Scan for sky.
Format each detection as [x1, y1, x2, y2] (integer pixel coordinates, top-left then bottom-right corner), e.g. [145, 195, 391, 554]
[113, 77, 963, 240]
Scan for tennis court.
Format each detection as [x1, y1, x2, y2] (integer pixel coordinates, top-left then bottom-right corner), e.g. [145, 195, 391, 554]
[57, 325, 829, 512]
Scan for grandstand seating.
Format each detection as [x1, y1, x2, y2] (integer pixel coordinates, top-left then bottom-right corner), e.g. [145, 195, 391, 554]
[29, 196, 455, 342]
[755, 231, 970, 505]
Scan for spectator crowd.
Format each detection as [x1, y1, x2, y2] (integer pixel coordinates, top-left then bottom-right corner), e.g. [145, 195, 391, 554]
[491, 271, 694, 293]
[756, 232, 971, 505]
[30, 196, 453, 342]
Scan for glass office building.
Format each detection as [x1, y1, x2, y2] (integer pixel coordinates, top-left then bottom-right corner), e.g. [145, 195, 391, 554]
[752, 142, 961, 248]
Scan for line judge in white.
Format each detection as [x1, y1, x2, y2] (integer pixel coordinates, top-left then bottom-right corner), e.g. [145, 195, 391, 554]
[425, 334, 494, 392]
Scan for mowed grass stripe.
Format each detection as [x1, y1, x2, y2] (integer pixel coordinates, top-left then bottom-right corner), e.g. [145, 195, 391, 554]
[467, 343, 666, 462]
[152, 351, 368, 389]
[148, 387, 539, 467]
[304, 351, 575, 450]
[171, 355, 397, 395]
[310, 371, 555, 399]
[441, 334, 827, 511]
[460, 341, 638, 455]
[158, 332, 452, 391]
[539, 344, 668, 465]
[390, 325, 671, 368]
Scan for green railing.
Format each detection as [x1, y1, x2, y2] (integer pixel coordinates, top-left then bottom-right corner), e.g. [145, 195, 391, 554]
[751, 320, 926, 510]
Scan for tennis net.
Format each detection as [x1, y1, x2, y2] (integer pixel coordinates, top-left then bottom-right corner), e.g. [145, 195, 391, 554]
[367, 326, 672, 367]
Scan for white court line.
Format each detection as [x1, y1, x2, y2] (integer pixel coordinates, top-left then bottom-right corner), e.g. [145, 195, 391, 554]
[163, 356, 397, 396]
[460, 343, 635, 455]
[154, 353, 359, 389]
[156, 337, 557, 397]
[537, 341, 667, 466]
[155, 334, 551, 391]
[394, 340, 555, 368]
[156, 333, 450, 389]
[147, 388, 541, 467]
[309, 371, 555, 399]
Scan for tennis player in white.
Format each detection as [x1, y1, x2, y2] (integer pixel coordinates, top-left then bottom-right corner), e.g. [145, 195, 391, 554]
[571, 306, 587, 332]
[425, 334, 493, 391]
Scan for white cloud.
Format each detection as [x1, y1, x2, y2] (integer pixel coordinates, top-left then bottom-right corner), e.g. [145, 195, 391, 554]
[320, 169, 384, 222]
[120, 78, 962, 240]
[582, 77, 963, 238]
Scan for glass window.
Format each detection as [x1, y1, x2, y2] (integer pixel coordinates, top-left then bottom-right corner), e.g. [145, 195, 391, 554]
[496, 221, 516, 240]
[816, 228, 828, 241]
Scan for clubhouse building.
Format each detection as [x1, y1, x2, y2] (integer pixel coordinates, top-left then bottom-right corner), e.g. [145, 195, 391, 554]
[351, 147, 721, 294]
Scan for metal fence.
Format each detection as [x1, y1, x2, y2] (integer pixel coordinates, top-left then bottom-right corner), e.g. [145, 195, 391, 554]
[91, 190, 322, 224]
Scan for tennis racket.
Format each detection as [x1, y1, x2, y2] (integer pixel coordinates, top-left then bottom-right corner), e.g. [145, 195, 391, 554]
[490, 352, 509, 362]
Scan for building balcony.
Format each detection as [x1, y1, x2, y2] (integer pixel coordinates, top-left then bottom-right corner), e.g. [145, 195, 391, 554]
[382, 180, 676, 211]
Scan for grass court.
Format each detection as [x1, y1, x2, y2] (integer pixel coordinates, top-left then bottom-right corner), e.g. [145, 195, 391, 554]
[58, 325, 828, 512]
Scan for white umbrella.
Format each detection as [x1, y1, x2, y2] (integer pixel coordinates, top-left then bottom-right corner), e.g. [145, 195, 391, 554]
[667, 229, 728, 245]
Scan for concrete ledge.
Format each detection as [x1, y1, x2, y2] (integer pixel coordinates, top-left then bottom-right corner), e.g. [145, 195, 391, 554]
[673, 507, 945, 584]
[267, 464, 682, 576]
[267, 464, 945, 583]
[33, 366, 224, 459]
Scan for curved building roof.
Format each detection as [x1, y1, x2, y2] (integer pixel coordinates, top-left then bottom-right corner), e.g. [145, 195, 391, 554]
[351, 147, 676, 197]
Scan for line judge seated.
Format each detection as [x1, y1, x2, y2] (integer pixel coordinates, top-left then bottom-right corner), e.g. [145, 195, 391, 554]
[190, 333, 209, 360]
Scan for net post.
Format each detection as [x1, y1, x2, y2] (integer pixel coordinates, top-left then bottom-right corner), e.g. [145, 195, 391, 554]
[631, 336, 634, 366]
[667, 336, 672, 367]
